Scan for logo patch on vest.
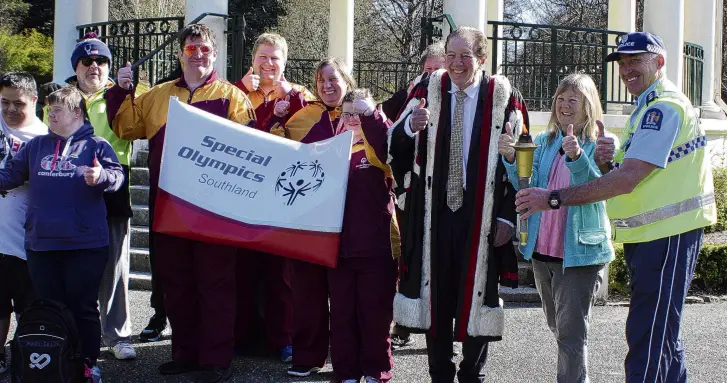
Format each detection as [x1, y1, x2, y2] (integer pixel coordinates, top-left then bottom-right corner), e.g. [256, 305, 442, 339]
[641, 108, 663, 131]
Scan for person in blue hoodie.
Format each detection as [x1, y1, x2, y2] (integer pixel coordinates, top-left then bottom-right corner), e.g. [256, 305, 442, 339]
[0, 86, 124, 383]
[499, 73, 615, 383]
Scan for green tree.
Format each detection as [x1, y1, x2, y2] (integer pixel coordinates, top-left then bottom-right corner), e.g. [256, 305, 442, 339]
[0, 28, 54, 80]
[0, 0, 30, 33]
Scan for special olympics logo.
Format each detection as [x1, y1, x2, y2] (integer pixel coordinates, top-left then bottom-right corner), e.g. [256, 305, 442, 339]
[274, 160, 325, 206]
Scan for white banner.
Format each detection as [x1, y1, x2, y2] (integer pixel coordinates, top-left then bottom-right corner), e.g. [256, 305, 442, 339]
[158, 98, 352, 234]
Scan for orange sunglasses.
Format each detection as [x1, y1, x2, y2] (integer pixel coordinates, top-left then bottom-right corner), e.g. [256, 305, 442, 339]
[183, 44, 214, 57]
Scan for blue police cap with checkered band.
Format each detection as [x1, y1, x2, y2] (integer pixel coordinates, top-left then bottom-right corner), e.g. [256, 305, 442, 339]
[605, 32, 666, 62]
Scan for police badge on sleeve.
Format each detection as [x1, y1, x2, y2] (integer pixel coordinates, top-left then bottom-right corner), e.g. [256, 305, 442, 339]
[641, 108, 663, 131]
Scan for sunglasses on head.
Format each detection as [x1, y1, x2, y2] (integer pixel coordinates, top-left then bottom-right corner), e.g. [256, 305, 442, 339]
[183, 44, 214, 57]
[80, 57, 109, 66]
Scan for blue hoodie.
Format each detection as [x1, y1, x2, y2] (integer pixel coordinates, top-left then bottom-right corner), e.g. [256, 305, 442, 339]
[0, 122, 124, 251]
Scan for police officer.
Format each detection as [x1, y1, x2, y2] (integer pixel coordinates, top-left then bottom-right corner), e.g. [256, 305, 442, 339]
[514, 31, 717, 383]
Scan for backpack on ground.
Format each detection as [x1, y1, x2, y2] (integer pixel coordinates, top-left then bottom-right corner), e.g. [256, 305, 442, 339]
[10, 298, 84, 383]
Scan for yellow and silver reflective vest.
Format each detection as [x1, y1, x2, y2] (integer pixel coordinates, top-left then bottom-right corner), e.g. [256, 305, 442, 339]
[607, 79, 717, 243]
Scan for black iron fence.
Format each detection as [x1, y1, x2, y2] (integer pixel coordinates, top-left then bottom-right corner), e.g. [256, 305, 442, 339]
[683, 42, 704, 107]
[78, 17, 185, 86]
[78, 17, 704, 110]
[488, 21, 630, 112]
[281, 59, 420, 101]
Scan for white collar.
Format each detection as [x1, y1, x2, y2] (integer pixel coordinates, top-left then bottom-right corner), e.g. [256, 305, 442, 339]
[449, 71, 482, 100]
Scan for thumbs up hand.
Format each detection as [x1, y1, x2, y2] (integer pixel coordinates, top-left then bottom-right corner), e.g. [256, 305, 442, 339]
[117, 62, 133, 90]
[376, 104, 387, 122]
[594, 120, 615, 166]
[273, 95, 291, 117]
[410, 98, 430, 133]
[242, 67, 260, 91]
[498, 122, 517, 163]
[562, 124, 582, 160]
[84, 156, 103, 186]
[273, 76, 293, 100]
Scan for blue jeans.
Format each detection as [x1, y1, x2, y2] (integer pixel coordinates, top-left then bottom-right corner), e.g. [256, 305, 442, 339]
[624, 228, 702, 383]
[26, 247, 109, 363]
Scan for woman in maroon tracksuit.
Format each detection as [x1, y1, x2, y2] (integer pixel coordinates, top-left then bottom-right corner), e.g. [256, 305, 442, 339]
[328, 89, 399, 383]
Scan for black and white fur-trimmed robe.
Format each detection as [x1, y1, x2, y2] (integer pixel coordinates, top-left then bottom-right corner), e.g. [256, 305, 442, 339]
[387, 69, 528, 341]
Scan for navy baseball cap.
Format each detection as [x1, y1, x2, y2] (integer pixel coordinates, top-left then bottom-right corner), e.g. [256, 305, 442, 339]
[605, 32, 666, 62]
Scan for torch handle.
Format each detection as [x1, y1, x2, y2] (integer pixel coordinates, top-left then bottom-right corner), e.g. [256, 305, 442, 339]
[517, 177, 531, 245]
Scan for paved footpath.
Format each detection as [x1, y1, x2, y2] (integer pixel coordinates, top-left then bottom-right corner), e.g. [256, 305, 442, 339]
[3, 291, 726, 383]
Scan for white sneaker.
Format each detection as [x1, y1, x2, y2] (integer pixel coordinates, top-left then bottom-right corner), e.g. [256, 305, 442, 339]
[343, 380, 358, 383]
[110, 342, 137, 360]
[365, 377, 381, 383]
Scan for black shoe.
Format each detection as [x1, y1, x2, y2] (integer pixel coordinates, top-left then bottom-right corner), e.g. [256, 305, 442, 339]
[391, 334, 412, 350]
[158, 360, 199, 375]
[140, 314, 167, 342]
[287, 365, 321, 377]
[194, 366, 232, 383]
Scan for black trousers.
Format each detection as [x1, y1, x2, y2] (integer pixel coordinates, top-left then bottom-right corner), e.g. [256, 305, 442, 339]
[26, 247, 109, 363]
[148, 202, 166, 317]
[426, 204, 489, 383]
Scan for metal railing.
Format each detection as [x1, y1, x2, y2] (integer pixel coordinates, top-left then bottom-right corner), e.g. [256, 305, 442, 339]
[78, 17, 185, 86]
[235, 57, 419, 102]
[488, 21, 631, 112]
[683, 42, 704, 107]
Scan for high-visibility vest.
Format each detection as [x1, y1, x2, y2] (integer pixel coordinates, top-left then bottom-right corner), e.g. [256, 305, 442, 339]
[607, 79, 717, 243]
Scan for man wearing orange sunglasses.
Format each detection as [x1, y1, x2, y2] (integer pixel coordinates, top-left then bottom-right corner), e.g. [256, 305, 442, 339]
[107, 24, 256, 383]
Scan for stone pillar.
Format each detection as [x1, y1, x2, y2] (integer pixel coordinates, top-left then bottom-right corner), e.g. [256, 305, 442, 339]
[486, 0, 504, 74]
[327, 0, 354, 71]
[444, 0, 487, 33]
[53, 0, 92, 83]
[92, 0, 109, 23]
[607, 0, 636, 113]
[186, 0, 228, 79]
[686, 0, 724, 119]
[643, 0, 684, 90]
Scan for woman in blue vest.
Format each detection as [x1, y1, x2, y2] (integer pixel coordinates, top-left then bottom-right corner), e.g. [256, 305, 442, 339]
[498, 73, 615, 383]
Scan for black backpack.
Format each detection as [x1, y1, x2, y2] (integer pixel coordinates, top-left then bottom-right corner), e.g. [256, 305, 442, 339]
[10, 298, 84, 383]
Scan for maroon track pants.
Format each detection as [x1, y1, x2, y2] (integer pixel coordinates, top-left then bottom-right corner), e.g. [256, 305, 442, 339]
[234, 249, 293, 350]
[155, 233, 237, 368]
[328, 257, 397, 382]
[291, 260, 330, 367]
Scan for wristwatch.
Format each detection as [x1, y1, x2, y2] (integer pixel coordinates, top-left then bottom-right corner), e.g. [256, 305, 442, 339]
[548, 190, 561, 210]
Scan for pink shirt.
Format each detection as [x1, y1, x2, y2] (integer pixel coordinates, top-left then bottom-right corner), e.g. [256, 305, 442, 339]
[534, 152, 571, 258]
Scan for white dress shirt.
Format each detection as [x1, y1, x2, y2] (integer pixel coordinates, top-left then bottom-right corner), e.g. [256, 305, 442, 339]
[404, 74, 514, 228]
[404, 76, 481, 188]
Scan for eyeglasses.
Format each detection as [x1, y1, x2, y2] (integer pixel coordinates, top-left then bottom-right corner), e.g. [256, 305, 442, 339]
[341, 112, 360, 119]
[80, 57, 109, 66]
[183, 44, 214, 57]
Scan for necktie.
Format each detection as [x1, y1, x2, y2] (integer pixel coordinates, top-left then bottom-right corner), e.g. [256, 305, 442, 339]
[447, 90, 467, 211]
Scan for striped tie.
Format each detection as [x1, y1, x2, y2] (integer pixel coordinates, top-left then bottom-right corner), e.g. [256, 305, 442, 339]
[447, 90, 467, 211]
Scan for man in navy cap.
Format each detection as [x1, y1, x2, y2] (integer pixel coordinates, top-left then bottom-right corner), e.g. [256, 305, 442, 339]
[515, 31, 717, 383]
[69, 32, 139, 361]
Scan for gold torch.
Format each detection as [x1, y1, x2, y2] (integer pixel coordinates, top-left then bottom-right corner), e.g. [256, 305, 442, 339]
[513, 126, 538, 246]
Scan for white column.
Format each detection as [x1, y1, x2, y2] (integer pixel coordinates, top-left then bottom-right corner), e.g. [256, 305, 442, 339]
[186, 0, 228, 79]
[486, 0, 504, 74]
[444, 0, 486, 33]
[608, 0, 636, 33]
[92, 0, 108, 23]
[685, 0, 723, 118]
[327, 0, 354, 71]
[643, 0, 684, 90]
[53, 0, 92, 83]
[607, 0, 636, 113]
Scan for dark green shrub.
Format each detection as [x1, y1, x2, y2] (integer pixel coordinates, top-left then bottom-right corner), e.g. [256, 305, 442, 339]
[705, 166, 726, 234]
[609, 244, 727, 295]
